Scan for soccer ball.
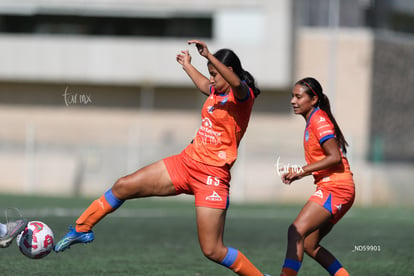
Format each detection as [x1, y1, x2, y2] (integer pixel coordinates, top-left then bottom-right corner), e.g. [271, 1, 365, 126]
[16, 221, 54, 259]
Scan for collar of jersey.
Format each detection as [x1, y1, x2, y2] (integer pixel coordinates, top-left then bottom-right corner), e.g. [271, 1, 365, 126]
[306, 107, 320, 127]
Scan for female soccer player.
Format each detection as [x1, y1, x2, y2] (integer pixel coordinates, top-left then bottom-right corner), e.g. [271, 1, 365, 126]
[279, 77, 354, 276]
[54, 40, 269, 276]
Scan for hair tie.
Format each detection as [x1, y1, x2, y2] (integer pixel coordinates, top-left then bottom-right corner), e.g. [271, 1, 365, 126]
[300, 81, 318, 97]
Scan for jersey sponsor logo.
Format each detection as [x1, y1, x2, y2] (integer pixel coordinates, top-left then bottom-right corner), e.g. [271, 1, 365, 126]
[202, 118, 212, 128]
[197, 118, 222, 145]
[314, 189, 324, 198]
[206, 191, 223, 201]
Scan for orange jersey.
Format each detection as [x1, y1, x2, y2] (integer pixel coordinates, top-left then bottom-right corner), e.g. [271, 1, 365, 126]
[185, 85, 255, 167]
[304, 108, 353, 186]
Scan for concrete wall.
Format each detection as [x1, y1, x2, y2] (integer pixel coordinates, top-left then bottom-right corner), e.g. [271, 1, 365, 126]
[369, 32, 414, 162]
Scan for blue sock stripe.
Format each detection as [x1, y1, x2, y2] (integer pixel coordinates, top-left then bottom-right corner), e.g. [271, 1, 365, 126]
[327, 259, 342, 275]
[283, 258, 302, 272]
[220, 247, 239, 268]
[104, 189, 124, 209]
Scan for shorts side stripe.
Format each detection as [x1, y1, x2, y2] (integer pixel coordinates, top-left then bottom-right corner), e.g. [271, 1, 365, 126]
[323, 193, 333, 213]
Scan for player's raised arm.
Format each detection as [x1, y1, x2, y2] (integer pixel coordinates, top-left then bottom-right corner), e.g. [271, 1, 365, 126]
[188, 40, 250, 100]
[176, 49, 210, 96]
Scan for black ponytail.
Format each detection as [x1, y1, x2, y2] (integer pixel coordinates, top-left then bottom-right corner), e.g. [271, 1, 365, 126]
[297, 77, 348, 154]
[211, 49, 261, 97]
[241, 70, 260, 97]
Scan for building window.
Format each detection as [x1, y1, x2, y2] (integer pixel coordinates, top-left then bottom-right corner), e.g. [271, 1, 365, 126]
[0, 13, 213, 38]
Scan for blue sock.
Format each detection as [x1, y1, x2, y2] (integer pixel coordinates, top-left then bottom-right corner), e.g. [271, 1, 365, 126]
[220, 247, 238, 268]
[104, 189, 124, 209]
[327, 259, 343, 275]
[282, 258, 302, 272]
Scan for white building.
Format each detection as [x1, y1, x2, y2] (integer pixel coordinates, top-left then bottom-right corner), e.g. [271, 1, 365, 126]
[0, 0, 292, 88]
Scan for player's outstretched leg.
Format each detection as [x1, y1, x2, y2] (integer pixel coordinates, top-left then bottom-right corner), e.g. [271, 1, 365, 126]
[0, 208, 28, 248]
[55, 160, 174, 253]
[54, 189, 123, 252]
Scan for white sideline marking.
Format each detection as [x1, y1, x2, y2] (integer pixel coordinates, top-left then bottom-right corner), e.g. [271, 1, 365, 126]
[6, 208, 296, 220]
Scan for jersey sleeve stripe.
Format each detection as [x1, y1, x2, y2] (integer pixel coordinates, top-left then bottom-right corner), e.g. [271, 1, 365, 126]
[319, 134, 335, 144]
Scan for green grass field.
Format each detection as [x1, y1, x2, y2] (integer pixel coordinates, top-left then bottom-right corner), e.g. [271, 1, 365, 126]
[0, 194, 412, 275]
